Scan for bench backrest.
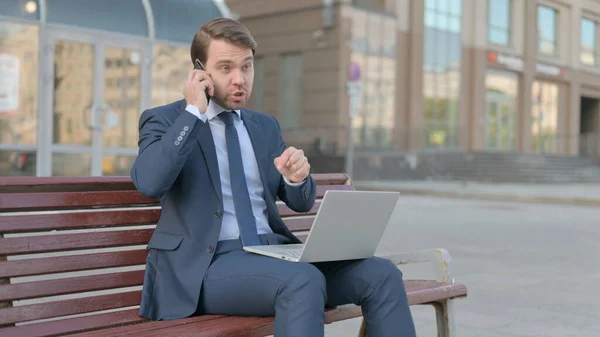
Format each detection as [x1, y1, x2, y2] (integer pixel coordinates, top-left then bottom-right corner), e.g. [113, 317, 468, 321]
[0, 173, 352, 331]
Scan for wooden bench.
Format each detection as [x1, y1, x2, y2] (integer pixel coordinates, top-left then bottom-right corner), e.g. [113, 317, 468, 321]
[0, 173, 467, 337]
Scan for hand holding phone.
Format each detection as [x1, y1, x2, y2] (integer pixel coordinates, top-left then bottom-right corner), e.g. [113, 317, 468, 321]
[194, 60, 211, 103]
[183, 60, 214, 114]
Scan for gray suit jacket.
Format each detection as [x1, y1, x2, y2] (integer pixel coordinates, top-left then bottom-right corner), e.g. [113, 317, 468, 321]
[131, 99, 316, 320]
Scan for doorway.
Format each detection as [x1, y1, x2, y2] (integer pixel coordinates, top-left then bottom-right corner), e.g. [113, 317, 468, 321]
[580, 96, 600, 157]
[39, 28, 152, 176]
[485, 91, 516, 150]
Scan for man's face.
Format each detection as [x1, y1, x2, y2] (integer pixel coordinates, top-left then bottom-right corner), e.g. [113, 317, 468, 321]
[204, 39, 254, 111]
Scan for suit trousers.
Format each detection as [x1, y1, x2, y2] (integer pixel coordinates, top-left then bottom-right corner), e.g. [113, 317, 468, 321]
[197, 233, 417, 337]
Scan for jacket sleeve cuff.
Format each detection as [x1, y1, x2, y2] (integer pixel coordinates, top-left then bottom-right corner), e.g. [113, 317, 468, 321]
[283, 176, 306, 187]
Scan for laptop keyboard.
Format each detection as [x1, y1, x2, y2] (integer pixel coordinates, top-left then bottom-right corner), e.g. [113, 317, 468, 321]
[273, 248, 302, 259]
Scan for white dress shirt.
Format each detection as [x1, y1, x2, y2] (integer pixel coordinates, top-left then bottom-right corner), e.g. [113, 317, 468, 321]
[185, 101, 304, 241]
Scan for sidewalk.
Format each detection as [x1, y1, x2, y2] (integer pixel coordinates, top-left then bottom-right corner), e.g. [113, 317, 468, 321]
[353, 180, 600, 206]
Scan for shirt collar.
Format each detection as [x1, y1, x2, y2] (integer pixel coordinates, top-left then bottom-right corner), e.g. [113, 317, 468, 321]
[205, 100, 242, 121]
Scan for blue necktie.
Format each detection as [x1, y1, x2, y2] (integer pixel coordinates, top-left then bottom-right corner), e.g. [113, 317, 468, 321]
[218, 111, 261, 246]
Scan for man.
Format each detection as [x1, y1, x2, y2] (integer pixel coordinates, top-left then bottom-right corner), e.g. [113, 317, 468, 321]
[131, 18, 416, 337]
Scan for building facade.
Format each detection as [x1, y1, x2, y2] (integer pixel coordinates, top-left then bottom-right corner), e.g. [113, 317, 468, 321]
[2, 0, 600, 178]
[229, 0, 600, 158]
[0, 0, 228, 177]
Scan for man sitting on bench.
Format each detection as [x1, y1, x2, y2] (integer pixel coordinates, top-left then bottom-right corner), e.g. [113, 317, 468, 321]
[130, 17, 417, 337]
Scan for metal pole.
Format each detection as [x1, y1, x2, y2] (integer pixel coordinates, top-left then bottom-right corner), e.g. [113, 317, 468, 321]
[345, 82, 360, 179]
[346, 111, 355, 179]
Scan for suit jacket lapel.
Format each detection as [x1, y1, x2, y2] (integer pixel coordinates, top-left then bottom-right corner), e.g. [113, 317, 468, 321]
[196, 121, 223, 202]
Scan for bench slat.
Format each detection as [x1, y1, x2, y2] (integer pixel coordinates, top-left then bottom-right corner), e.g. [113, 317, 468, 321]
[0, 176, 136, 193]
[283, 217, 314, 232]
[0, 173, 349, 192]
[0, 229, 152, 255]
[0, 308, 147, 337]
[0, 209, 161, 234]
[0, 190, 156, 212]
[81, 305, 362, 337]
[310, 173, 350, 185]
[316, 184, 353, 197]
[121, 315, 275, 337]
[405, 281, 468, 306]
[0, 290, 142, 325]
[0, 185, 350, 212]
[66, 281, 465, 337]
[66, 315, 228, 337]
[0, 270, 144, 302]
[0, 249, 147, 278]
[277, 200, 321, 217]
[0, 204, 318, 234]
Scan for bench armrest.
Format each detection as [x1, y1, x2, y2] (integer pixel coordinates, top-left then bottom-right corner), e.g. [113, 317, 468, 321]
[379, 248, 454, 284]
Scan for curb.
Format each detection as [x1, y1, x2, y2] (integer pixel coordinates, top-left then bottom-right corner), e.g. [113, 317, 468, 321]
[354, 184, 600, 207]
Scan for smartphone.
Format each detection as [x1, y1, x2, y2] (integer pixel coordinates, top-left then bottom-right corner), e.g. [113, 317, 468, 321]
[194, 60, 211, 102]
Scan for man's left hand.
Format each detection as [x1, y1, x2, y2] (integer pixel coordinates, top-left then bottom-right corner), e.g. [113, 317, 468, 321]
[274, 147, 310, 183]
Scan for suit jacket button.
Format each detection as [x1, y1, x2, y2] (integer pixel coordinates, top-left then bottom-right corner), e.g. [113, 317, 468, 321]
[207, 245, 215, 253]
[303, 190, 309, 200]
[214, 210, 222, 218]
[183, 126, 189, 131]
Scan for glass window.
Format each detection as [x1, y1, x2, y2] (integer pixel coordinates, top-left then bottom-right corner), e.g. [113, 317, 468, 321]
[0, 21, 39, 177]
[150, 0, 222, 43]
[581, 18, 597, 66]
[152, 44, 190, 108]
[279, 53, 302, 130]
[423, 0, 462, 149]
[531, 81, 559, 153]
[0, 22, 39, 146]
[46, 0, 148, 37]
[488, 0, 511, 46]
[537, 5, 558, 56]
[485, 70, 518, 151]
[0, 0, 40, 20]
[52, 40, 94, 146]
[349, 9, 397, 149]
[102, 47, 141, 149]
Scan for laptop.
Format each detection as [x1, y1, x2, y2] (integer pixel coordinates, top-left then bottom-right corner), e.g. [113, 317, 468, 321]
[243, 190, 400, 263]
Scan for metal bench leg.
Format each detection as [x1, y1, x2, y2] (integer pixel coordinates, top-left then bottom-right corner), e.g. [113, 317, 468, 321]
[433, 300, 455, 337]
[357, 318, 367, 337]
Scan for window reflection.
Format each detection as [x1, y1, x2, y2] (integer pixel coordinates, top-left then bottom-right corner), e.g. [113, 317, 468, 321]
[531, 81, 559, 153]
[537, 6, 558, 56]
[152, 44, 190, 108]
[102, 47, 141, 149]
[52, 40, 94, 146]
[0, 22, 39, 146]
[350, 8, 396, 148]
[581, 18, 597, 66]
[488, 0, 511, 46]
[423, 0, 462, 148]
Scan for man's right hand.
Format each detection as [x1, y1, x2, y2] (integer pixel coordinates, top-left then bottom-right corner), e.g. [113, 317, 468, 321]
[184, 69, 215, 114]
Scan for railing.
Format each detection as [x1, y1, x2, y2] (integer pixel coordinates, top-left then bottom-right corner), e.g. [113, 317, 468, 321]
[280, 125, 600, 182]
[282, 125, 600, 159]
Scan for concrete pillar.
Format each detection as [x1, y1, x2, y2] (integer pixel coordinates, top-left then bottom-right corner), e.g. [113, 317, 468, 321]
[519, 0, 537, 153]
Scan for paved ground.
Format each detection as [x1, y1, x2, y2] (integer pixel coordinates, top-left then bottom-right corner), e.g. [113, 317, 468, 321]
[323, 195, 600, 337]
[354, 180, 600, 206]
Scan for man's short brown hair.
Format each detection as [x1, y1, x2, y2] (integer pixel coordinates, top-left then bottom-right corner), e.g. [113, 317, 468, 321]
[190, 18, 257, 65]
